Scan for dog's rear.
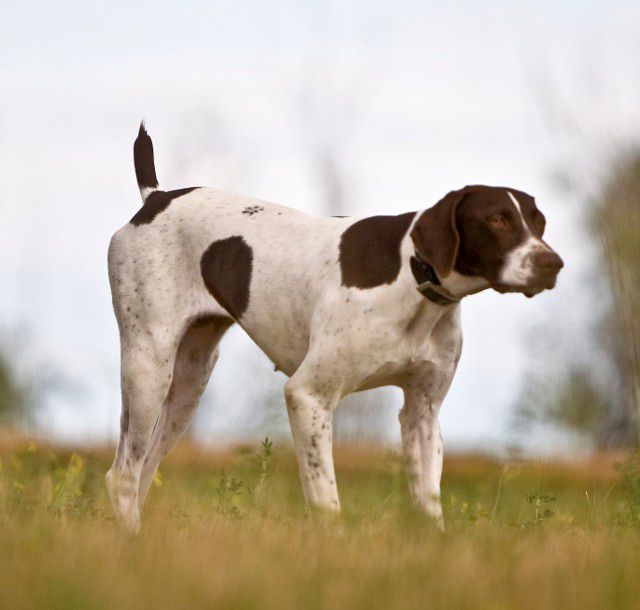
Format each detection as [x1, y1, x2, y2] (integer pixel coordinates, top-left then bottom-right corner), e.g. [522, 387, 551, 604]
[106, 125, 233, 532]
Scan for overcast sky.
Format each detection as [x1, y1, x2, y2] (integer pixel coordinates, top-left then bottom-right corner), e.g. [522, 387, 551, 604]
[1, 0, 639, 451]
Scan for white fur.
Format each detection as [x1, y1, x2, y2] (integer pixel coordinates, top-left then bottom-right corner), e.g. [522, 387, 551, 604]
[106, 189, 486, 532]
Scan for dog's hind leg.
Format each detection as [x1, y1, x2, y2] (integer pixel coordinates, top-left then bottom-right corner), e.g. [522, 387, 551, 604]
[106, 330, 177, 533]
[136, 315, 233, 511]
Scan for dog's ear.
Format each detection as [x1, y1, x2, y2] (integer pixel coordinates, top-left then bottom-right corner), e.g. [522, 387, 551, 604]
[410, 188, 469, 278]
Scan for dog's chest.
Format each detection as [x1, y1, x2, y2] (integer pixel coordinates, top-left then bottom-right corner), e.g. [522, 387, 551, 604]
[341, 301, 461, 391]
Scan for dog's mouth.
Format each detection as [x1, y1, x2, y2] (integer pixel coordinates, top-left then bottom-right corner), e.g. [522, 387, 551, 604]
[491, 277, 557, 298]
[522, 286, 547, 298]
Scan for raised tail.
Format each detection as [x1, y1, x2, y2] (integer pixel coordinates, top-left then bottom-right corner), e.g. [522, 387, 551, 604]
[133, 122, 159, 202]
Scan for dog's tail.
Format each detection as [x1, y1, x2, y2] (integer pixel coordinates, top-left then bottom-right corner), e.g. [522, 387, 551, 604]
[133, 121, 159, 202]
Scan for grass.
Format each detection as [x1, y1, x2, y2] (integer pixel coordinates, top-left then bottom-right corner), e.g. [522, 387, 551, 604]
[2, 434, 640, 609]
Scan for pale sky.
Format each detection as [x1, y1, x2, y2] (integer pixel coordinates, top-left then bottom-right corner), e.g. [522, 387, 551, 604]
[1, 0, 639, 451]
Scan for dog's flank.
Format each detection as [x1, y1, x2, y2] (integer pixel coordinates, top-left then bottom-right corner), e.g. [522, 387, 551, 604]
[133, 122, 159, 202]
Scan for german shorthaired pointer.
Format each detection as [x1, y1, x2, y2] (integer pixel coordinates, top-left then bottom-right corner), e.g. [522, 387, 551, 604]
[106, 124, 563, 532]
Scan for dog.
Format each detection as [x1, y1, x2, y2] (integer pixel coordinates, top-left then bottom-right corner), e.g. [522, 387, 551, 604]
[106, 123, 563, 532]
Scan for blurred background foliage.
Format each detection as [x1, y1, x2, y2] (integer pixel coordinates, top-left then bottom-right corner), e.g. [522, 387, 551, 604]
[2, 148, 639, 451]
[0, 349, 28, 426]
[0, 1, 638, 454]
[514, 151, 640, 449]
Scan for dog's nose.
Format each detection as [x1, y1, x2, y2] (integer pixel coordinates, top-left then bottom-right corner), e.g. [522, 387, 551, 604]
[534, 250, 564, 274]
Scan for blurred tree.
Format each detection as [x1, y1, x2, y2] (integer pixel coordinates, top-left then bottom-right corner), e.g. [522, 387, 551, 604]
[0, 347, 29, 426]
[591, 153, 640, 442]
[513, 151, 640, 448]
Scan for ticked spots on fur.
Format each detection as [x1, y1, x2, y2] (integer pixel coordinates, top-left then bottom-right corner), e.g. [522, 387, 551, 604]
[242, 205, 264, 216]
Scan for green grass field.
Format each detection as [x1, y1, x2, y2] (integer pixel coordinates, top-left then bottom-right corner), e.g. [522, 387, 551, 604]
[2, 433, 640, 609]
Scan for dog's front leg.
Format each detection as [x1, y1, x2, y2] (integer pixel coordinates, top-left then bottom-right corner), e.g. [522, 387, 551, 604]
[399, 368, 455, 531]
[284, 377, 340, 513]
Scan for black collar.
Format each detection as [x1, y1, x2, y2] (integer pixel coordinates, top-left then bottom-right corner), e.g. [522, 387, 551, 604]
[410, 253, 460, 306]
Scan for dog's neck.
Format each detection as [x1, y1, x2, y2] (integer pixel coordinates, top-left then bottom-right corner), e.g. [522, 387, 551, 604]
[402, 234, 489, 305]
[437, 269, 489, 300]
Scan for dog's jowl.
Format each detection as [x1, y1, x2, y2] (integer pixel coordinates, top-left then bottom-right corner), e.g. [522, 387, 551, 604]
[106, 124, 563, 532]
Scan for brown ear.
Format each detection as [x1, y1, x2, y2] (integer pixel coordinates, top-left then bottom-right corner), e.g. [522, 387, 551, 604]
[410, 188, 468, 278]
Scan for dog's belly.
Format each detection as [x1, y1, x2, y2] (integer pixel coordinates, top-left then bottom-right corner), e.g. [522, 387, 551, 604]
[236, 268, 317, 376]
[236, 245, 347, 376]
[237, 321, 308, 377]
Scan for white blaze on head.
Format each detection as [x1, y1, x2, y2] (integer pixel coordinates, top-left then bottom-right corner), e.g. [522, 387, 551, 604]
[499, 191, 549, 286]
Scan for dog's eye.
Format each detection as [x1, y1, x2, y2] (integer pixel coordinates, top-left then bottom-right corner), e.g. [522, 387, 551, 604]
[488, 214, 507, 229]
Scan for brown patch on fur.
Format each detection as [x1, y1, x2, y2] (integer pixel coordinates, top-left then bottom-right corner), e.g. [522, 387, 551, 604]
[200, 236, 253, 319]
[339, 213, 416, 288]
[130, 187, 199, 226]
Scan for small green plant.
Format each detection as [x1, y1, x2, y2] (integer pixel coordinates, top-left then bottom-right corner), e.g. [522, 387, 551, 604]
[448, 494, 489, 524]
[613, 452, 640, 525]
[214, 470, 245, 518]
[3, 444, 90, 515]
[524, 492, 556, 525]
[254, 437, 273, 500]
[7, 442, 43, 507]
[48, 452, 87, 514]
[210, 439, 275, 518]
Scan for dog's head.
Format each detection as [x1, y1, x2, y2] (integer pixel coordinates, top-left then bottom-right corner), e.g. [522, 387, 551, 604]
[411, 185, 563, 297]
